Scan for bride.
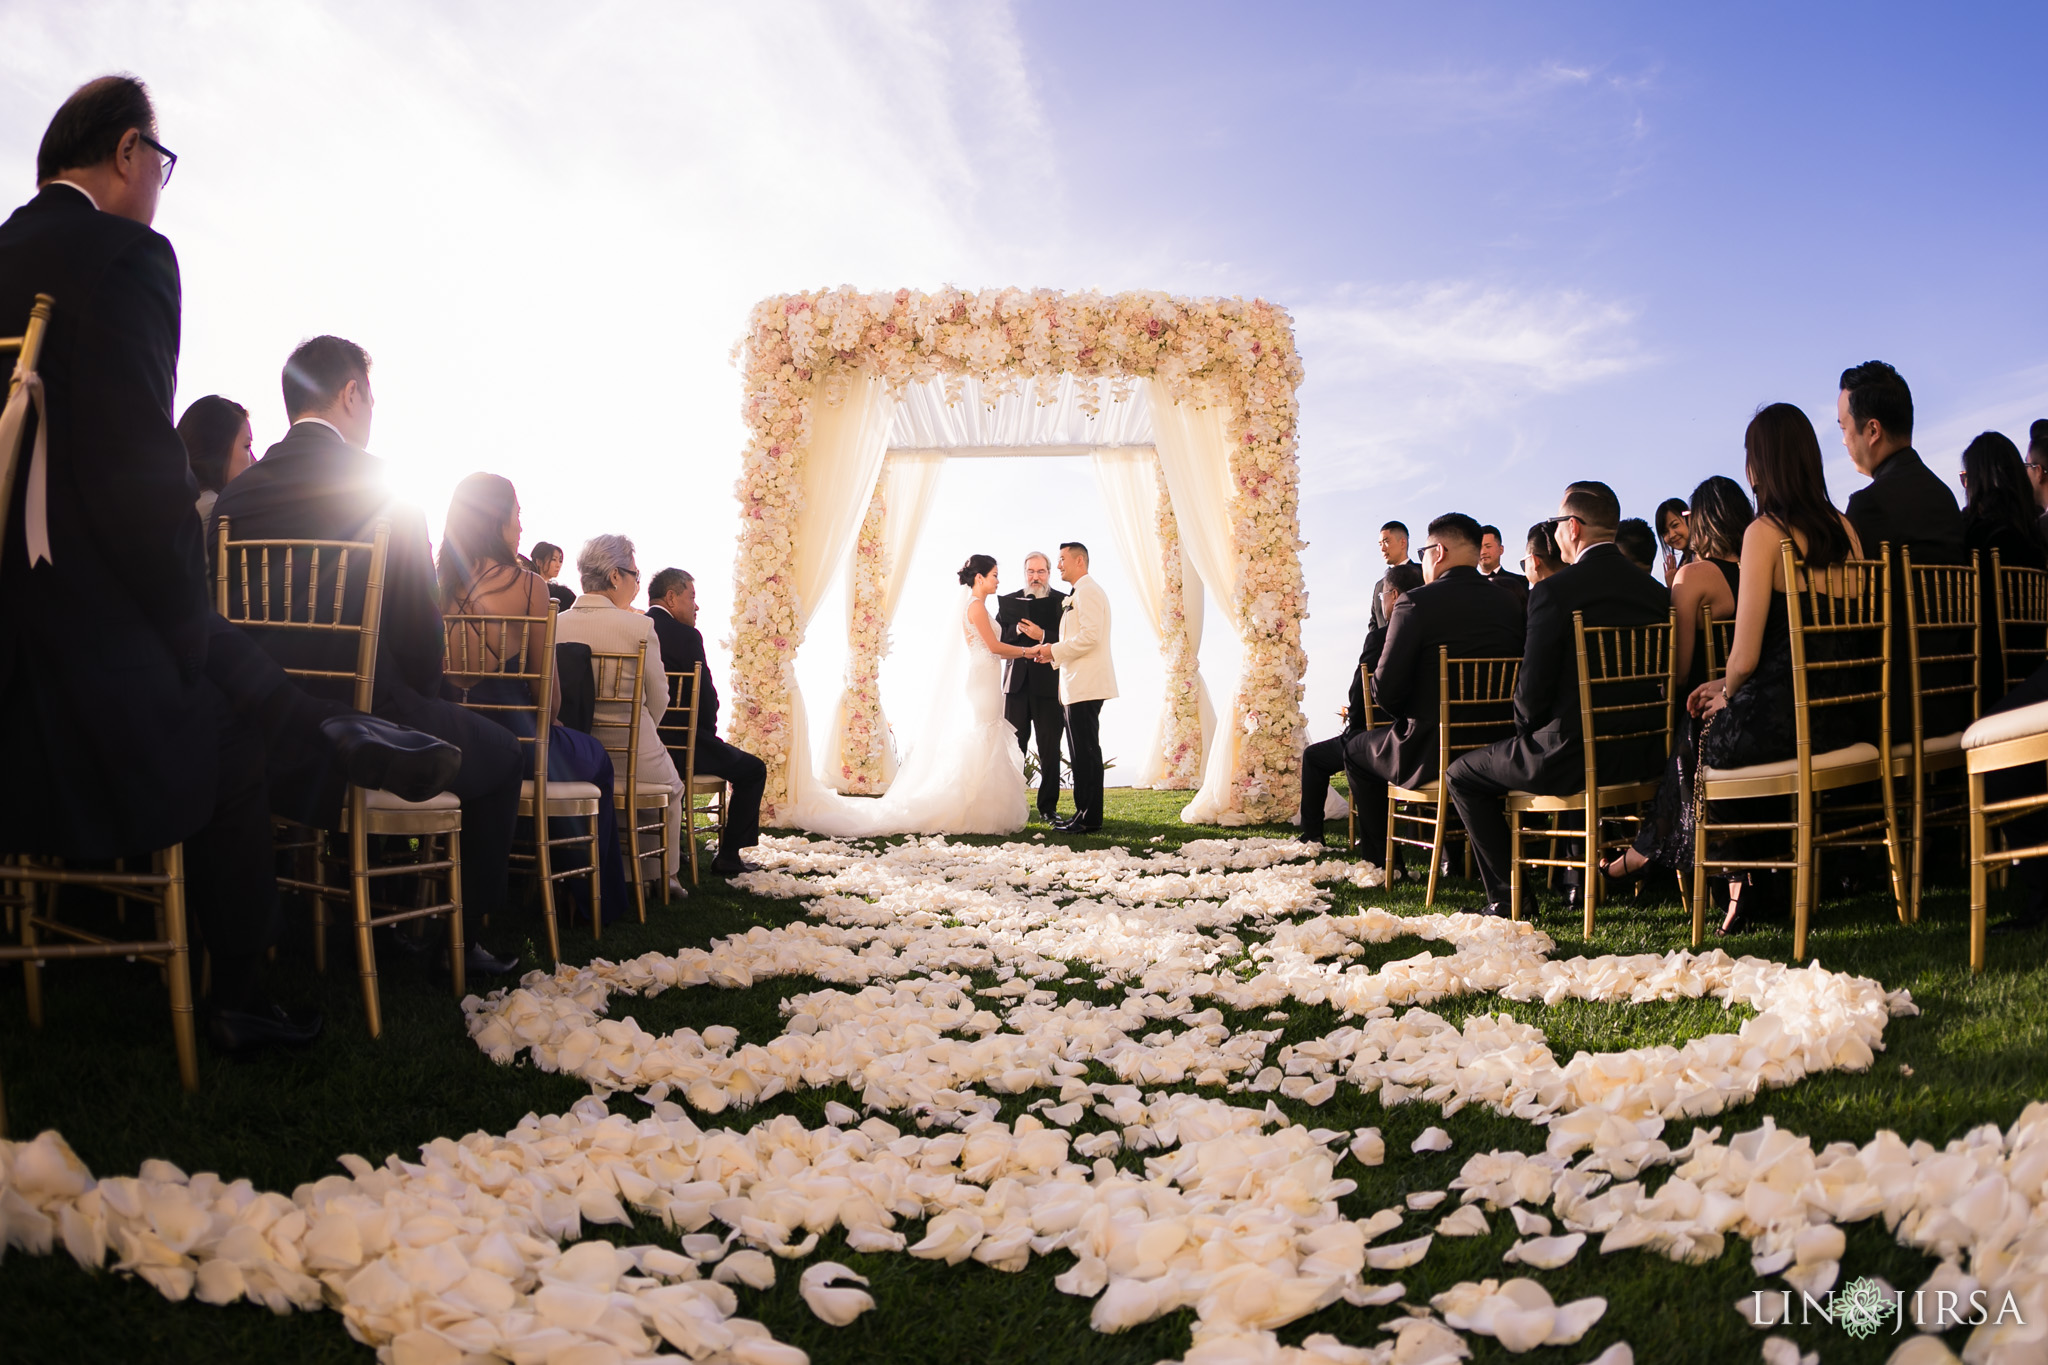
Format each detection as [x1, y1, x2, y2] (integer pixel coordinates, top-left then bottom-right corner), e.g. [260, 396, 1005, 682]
[790, 554, 1035, 838]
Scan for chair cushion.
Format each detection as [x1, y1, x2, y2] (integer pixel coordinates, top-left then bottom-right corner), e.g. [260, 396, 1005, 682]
[1964, 700, 2048, 751]
[689, 775, 727, 792]
[523, 779, 604, 802]
[1703, 741, 1879, 782]
[364, 788, 461, 812]
[617, 777, 671, 805]
[1889, 731, 1964, 759]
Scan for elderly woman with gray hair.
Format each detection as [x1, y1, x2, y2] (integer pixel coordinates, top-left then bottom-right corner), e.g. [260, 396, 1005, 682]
[555, 534, 687, 901]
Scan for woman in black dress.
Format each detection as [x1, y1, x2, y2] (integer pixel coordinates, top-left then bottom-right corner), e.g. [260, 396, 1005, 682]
[1601, 405, 1866, 932]
[1960, 431, 2047, 711]
[1599, 475, 1752, 881]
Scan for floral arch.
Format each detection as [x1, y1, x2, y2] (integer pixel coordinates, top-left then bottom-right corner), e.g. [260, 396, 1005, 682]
[725, 288, 1309, 826]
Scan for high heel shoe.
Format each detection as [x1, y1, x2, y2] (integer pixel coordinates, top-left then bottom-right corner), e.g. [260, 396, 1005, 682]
[1715, 878, 1748, 936]
[1597, 850, 1648, 888]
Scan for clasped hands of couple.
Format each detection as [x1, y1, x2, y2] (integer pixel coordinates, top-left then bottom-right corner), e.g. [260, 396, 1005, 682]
[1016, 617, 1055, 664]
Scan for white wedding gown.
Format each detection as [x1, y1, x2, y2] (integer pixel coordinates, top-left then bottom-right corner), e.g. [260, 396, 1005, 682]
[790, 590, 1028, 838]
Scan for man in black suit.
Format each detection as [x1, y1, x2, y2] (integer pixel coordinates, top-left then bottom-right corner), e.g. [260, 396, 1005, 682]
[1478, 524, 1529, 610]
[1837, 360, 1972, 736]
[995, 550, 1066, 819]
[646, 567, 767, 874]
[1371, 521, 1413, 630]
[1344, 562, 1423, 727]
[1446, 483, 1672, 915]
[209, 336, 522, 977]
[0, 79, 453, 1052]
[1301, 516, 1524, 850]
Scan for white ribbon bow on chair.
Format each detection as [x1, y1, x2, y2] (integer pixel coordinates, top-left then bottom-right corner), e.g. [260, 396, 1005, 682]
[0, 364, 50, 567]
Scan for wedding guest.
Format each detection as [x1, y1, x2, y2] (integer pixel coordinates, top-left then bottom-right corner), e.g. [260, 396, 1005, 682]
[1446, 482, 1670, 917]
[1655, 497, 1693, 584]
[210, 334, 524, 979]
[1478, 524, 1529, 609]
[1372, 521, 1413, 629]
[1346, 563, 1424, 727]
[1610, 405, 1868, 932]
[1034, 542, 1118, 832]
[1302, 514, 1523, 853]
[2030, 421, 2048, 541]
[1960, 430, 2047, 710]
[995, 551, 1067, 819]
[177, 394, 252, 520]
[1616, 518, 1658, 573]
[1839, 360, 1970, 735]
[529, 541, 576, 614]
[1523, 521, 1565, 583]
[438, 476, 632, 916]
[640, 565, 767, 874]
[552, 534, 686, 897]
[0, 76, 349, 1054]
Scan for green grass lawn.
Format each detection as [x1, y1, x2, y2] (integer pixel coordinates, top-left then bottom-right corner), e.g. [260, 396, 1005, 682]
[3, 787, 2044, 1365]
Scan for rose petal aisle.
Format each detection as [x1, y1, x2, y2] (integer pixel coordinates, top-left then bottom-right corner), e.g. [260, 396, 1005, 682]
[5, 832, 2047, 1365]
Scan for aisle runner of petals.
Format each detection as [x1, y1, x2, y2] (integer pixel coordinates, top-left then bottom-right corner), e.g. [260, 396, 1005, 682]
[2, 837, 2040, 1365]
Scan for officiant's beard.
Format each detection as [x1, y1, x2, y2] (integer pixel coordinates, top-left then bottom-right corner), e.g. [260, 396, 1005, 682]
[1025, 583, 1050, 599]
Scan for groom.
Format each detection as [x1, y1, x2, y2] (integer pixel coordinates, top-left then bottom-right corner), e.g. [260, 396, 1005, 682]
[1031, 542, 1117, 832]
[996, 551, 1067, 820]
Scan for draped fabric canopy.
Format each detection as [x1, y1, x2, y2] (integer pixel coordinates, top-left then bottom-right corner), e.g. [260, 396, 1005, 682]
[888, 374, 1155, 457]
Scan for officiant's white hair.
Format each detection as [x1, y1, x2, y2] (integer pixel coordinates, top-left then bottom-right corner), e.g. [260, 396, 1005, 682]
[1023, 550, 1051, 569]
[577, 533, 636, 593]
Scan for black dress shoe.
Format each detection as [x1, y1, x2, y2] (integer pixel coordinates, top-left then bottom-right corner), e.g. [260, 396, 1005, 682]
[321, 715, 462, 802]
[1465, 902, 1505, 918]
[208, 997, 324, 1056]
[711, 857, 760, 876]
[441, 942, 520, 979]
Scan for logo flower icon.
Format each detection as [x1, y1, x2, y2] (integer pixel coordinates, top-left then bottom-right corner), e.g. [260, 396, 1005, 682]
[1835, 1276, 1894, 1339]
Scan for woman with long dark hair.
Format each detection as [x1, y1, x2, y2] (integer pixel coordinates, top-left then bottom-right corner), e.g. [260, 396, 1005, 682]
[1655, 495, 1693, 584]
[177, 394, 252, 519]
[439, 473, 629, 922]
[1959, 431, 2044, 709]
[1601, 405, 1865, 932]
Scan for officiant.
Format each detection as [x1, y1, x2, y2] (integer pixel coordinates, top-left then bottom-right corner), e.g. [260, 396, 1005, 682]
[996, 550, 1066, 820]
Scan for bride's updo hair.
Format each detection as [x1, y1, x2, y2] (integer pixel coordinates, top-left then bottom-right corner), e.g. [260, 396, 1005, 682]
[956, 553, 997, 586]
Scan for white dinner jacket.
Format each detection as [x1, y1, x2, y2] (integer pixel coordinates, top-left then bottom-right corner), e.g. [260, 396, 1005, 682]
[552, 595, 679, 786]
[1047, 574, 1118, 705]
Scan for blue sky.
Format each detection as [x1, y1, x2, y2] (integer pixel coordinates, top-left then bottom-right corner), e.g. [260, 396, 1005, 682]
[4, 2, 2042, 777]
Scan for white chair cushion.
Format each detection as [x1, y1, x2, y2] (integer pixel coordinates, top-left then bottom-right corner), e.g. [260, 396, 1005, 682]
[1703, 741, 1880, 782]
[1963, 699, 2048, 751]
[364, 788, 461, 812]
[523, 779, 604, 802]
[1889, 731, 1964, 759]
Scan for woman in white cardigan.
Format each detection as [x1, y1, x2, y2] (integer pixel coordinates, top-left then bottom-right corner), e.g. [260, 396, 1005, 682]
[553, 534, 686, 898]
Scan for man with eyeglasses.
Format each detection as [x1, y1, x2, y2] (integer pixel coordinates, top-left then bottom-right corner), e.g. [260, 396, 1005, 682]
[1445, 482, 1670, 917]
[2027, 421, 2048, 543]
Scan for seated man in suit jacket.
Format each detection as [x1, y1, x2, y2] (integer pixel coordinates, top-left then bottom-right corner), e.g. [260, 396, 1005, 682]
[1342, 562, 1423, 733]
[1837, 360, 1972, 737]
[209, 335, 523, 977]
[1447, 483, 1672, 915]
[645, 566, 768, 874]
[995, 552, 1066, 820]
[1302, 516, 1524, 851]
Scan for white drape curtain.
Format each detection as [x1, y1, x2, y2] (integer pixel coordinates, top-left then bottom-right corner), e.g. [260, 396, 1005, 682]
[890, 373, 1155, 451]
[782, 368, 894, 815]
[1148, 383, 1249, 824]
[1090, 449, 1212, 787]
[821, 452, 947, 790]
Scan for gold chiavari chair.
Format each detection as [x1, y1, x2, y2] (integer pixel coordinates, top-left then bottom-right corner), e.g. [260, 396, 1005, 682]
[1344, 662, 1380, 850]
[1508, 612, 1677, 936]
[1993, 550, 2048, 696]
[1964, 698, 2048, 971]
[660, 665, 728, 886]
[1701, 600, 1738, 683]
[216, 519, 466, 1037]
[1385, 648, 1520, 906]
[1690, 543, 1905, 960]
[1889, 549, 1980, 923]
[588, 643, 670, 922]
[0, 296, 200, 1127]
[447, 610, 600, 961]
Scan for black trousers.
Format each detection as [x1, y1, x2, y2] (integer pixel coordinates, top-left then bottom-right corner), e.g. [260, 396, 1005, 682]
[1446, 739, 1583, 908]
[1007, 689, 1065, 816]
[696, 734, 767, 863]
[1066, 699, 1105, 821]
[179, 685, 279, 1010]
[1299, 733, 1387, 851]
